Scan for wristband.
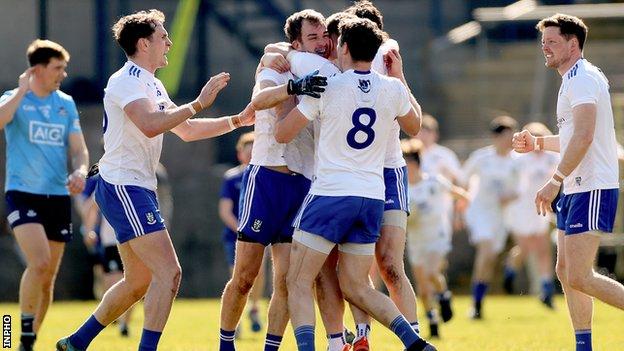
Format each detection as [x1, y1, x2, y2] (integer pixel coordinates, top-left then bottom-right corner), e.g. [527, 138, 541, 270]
[192, 100, 203, 113]
[554, 169, 566, 181]
[232, 115, 243, 128]
[227, 117, 236, 131]
[549, 177, 562, 187]
[534, 137, 544, 151]
[188, 103, 197, 115]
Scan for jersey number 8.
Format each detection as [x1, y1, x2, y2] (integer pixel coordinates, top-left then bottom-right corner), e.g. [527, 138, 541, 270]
[347, 107, 376, 150]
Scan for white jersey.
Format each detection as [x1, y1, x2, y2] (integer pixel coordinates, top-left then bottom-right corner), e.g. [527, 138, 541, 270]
[251, 68, 291, 168]
[372, 39, 405, 169]
[463, 146, 519, 214]
[407, 173, 454, 238]
[287, 51, 341, 180]
[99, 61, 172, 190]
[298, 69, 412, 200]
[557, 58, 619, 194]
[421, 144, 462, 181]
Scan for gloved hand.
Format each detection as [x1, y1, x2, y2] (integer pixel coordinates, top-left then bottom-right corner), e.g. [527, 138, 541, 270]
[287, 69, 327, 98]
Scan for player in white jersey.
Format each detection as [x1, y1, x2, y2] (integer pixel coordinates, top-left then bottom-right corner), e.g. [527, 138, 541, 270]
[402, 138, 469, 338]
[275, 18, 435, 351]
[415, 114, 463, 321]
[502, 122, 558, 308]
[463, 116, 519, 319]
[514, 14, 622, 351]
[57, 10, 254, 351]
[218, 10, 328, 351]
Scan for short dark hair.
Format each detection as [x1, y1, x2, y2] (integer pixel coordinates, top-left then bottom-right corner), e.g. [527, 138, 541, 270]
[283, 9, 325, 43]
[326, 12, 356, 38]
[345, 0, 383, 31]
[536, 13, 588, 50]
[339, 18, 383, 63]
[112, 9, 165, 56]
[27, 39, 70, 66]
[490, 115, 518, 134]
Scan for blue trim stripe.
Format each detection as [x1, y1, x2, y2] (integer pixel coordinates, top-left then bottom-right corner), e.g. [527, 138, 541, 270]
[588, 189, 601, 231]
[237, 165, 260, 231]
[114, 185, 144, 236]
[395, 167, 408, 211]
[293, 194, 314, 228]
[128, 65, 142, 78]
[567, 63, 579, 79]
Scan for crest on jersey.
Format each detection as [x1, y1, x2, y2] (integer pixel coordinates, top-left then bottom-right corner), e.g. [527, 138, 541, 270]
[251, 219, 262, 232]
[58, 106, 68, 117]
[358, 79, 371, 93]
[575, 177, 582, 186]
[146, 212, 157, 225]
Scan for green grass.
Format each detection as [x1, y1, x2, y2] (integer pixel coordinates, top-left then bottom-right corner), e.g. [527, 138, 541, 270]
[2, 295, 623, 350]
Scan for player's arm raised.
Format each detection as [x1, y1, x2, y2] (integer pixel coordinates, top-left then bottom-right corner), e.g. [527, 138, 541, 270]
[125, 72, 229, 138]
[251, 70, 327, 111]
[0, 67, 33, 129]
[274, 76, 325, 144]
[172, 103, 255, 142]
[512, 130, 560, 153]
[385, 49, 422, 136]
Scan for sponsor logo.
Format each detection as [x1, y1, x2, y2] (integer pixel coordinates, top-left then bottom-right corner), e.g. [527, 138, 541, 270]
[385, 199, 395, 204]
[38, 105, 52, 118]
[358, 79, 371, 93]
[29, 121, 65, 146]
[7, 211, 20, 225]
[22, 104, 36, 112]
[251, 219, 262, 232]
[569, 223, 583, 228]
[146, 212, 157, 225]
[61, 229, 69, 236]
[26, 210, 37, 217]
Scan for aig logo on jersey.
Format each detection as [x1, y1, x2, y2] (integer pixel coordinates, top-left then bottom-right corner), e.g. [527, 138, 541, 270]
[358, 79, 371, 93]
[29, 121, 65, 146]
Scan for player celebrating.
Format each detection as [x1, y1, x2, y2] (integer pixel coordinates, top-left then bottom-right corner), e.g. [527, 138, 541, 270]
[514, 14, 622, 351]
[218, 10, 327, 351]
[463, 116, 519, 319]
[56, 9, 253, 351]
[275, 18, 434, 351]
[0, 39, 89, 351]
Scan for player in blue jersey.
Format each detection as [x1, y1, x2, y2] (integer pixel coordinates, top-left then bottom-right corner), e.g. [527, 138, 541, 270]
[514, 14, 623, 351]
[56, 9, 254, 351]
[275, 18, 435, 351]
[218, 132, 265, 334]
[0, 39, 89, 351]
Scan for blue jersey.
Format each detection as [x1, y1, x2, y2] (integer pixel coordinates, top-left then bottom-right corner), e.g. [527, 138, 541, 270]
[2, 89, 82, 195]
[220, 166, 245, 242]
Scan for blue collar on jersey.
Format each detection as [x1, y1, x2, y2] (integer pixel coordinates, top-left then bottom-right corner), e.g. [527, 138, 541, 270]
[353, 70, 371, 75]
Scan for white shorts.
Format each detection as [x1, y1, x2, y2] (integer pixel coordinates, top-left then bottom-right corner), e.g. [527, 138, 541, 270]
[465, 207, 508, 253]
[505, 201, 552, 237]
[406, 229, 451, 266]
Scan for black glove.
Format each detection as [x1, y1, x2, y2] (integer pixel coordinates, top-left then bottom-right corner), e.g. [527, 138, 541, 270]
[287, 69, 327, 98]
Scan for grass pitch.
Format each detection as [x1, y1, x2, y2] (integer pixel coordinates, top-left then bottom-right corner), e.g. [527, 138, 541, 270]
[1, 295, 623, 350]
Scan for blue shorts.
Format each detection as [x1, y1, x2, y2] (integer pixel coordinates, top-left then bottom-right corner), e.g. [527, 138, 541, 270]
[223, 239, 236, 266]
[384, 167, 409, 214]
[237, 165, 311, 246]
[5, 190, 73, 242]
[94, 175, 166, 244]
[556, 189, 618, 235]
[294, 195, 384, 244]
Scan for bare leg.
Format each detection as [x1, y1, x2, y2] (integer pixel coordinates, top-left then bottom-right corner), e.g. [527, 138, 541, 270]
[375, 224, 418, 322]
[266, 243, 291, 335]
[220, 241, 265, 330]
[316, 248, 347, 335]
